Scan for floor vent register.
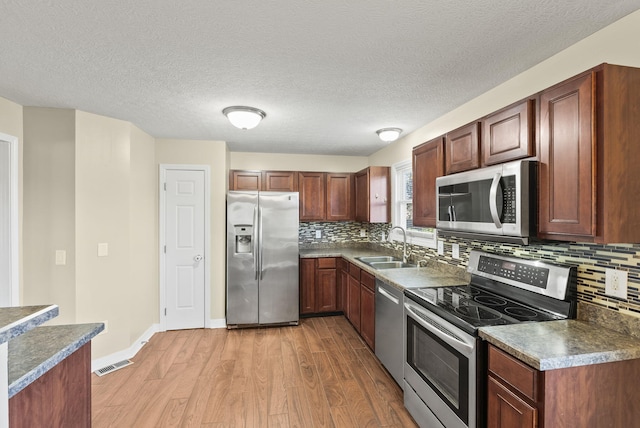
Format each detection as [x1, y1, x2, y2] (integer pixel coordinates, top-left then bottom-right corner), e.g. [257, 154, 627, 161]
[94, 359, 134, 376]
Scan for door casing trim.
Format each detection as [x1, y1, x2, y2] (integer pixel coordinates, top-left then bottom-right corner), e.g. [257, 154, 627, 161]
[0, 132, 19, 306]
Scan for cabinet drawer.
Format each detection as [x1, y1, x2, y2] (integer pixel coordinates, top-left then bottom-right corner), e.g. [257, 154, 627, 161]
[339, 258, 349, 271]
[360, 271, 375, 291]
[349, 263, 361, 280]
[488, 345, 538, 402]
[317, 257, 337, 269]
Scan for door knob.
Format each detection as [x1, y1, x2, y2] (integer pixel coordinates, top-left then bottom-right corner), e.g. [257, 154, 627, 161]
[194, 255, 203, 262]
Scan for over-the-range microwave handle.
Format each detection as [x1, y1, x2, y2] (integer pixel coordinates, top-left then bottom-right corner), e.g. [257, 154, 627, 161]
[489, 172, 503, 229]
[404, 302, 474, 356]
[253, 206, 259, 280]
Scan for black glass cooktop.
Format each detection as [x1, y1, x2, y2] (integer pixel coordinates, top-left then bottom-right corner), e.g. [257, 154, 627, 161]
[405, 285, 564, 335]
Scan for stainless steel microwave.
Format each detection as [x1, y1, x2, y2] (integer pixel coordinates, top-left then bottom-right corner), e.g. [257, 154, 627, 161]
[436, 160, 537, 244]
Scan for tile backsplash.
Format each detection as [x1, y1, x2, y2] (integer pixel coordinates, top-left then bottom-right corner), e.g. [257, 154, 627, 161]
[301, 222, 640, 323]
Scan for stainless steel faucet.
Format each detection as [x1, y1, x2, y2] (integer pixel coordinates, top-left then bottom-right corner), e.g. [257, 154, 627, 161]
[389, 226, 408, 263]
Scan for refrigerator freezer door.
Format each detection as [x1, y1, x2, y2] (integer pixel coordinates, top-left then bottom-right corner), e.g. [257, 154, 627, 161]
[258, 192, 300, 324]
[226, 191, 259, 325]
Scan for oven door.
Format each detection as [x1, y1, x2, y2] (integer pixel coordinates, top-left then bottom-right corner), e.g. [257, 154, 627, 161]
[404, 298, 478, 428]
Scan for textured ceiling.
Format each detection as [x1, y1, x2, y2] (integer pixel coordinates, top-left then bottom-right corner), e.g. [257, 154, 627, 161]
[1, 1, 639, 156]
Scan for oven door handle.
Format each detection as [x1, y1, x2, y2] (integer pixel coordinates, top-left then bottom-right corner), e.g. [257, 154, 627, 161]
[405, 303, 475, 356]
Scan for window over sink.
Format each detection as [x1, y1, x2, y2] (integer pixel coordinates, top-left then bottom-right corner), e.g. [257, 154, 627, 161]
[391, 159, 437, 248]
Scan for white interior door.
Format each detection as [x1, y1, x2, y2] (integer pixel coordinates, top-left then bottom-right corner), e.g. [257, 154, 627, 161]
[0, 135, 18, 307]
[164, 169, 206, 330]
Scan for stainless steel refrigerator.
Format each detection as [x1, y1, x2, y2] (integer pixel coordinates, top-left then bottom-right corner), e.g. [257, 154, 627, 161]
[226, 191, 299, 327]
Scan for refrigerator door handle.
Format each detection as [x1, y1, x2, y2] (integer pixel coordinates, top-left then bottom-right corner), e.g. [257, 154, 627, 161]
[253, 205, 259, 280]
[259, 206, 265, 280]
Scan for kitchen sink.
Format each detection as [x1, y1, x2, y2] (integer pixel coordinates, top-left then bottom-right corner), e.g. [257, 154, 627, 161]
[357, 256, 400, 263]
[368, 261, 415, 269]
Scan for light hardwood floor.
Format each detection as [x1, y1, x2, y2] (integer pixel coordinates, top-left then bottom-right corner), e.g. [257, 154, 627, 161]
[92, 316, 418, 427]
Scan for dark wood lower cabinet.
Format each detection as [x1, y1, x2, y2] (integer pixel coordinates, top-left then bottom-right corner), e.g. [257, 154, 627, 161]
[487, 376, 537, 428]
[347, 274, 361, 332]
[9, 342, 91, 428]
[299, 257, 338, 315]
[316, 267, 337, 312]
[360, 285, 375, 350]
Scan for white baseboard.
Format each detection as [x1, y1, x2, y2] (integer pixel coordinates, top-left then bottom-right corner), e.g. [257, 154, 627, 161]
[209, 318, 226, 329]
[91, 323, 160, 372]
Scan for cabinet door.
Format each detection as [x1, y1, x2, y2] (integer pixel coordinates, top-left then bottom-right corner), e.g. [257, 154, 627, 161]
[538, 72, 595, 240]
[338, 268, 347, 312]
[299, 172, 326, 221]
[445, 122, 481, 174]
[413, 137, 444, 227]
[326, 173, 354, 221]
[299, 258, 316, 314]
[482, 99, 535, 166]
[263, 171, 298, 191]
[487, 377, 537, 428]
[355, 167, 390, 223]
[355, 169, 369, 222]
[229, 170, 262, 191]
[360, 286, 375, 350]
[347, 275, 361, 332]
[317, 268, 337, 312]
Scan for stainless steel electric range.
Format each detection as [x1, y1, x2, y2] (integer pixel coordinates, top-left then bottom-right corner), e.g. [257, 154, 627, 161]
[403, 250, 577, 428]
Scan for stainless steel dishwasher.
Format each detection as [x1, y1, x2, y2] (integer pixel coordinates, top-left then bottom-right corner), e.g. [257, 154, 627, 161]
[374, 278, 404, 387]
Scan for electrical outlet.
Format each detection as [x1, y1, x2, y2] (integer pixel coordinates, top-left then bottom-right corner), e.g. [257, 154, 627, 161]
[55, 250, 66, 265]
[381, 232, 386, 241]
[98, 242, 109, 257]
[437, 240, 444, 256]
[360, 229, 366, 237]
[452, 243, 460, 259]
[315, 230, 322, 239]
[605, 268, 628, 299]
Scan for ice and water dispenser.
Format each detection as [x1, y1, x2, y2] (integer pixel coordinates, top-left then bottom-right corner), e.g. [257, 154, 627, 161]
[233, 225, 253, 254]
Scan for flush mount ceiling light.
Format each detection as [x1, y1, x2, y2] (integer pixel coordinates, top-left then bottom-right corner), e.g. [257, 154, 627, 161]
[222, 106, 266, 130]
[376, 127, 403, 142]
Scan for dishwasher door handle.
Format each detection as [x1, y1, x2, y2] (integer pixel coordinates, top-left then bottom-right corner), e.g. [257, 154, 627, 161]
[377, 286, 399, 305]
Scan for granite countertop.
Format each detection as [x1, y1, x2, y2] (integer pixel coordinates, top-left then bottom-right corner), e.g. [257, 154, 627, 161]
[479, 320, 640, 371]
[8, 323, 104, 398]
[299, 246, 469, 291]
[0, 305, 59, 345]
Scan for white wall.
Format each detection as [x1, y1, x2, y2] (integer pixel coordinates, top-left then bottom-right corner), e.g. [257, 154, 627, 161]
[230, 152, 368, 172]
[369, 9, 640, 166]
[155, 139, 228, 322]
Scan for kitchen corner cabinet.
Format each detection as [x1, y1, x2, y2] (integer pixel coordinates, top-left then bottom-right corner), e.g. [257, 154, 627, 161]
[229, 170, 262, 191]
[487, 344, 640, 428]
[263, 170, 298, 191]
[412, 137, 445, 227]
[298, 172, 327, 221]
[445, 121, 480, 174]
[337, 258, 349, 312]
[9, 343, 91, 427]
[538, 64, 640, 243]
[299, 257, 338, 314]
[326, 173, 354, 221]
[481, 99, 535, 166]
[355, 167, 390, 223]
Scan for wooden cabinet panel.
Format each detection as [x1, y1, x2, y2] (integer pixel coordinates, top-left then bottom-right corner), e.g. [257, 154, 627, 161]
[326, 173, 354, 221]
[347, 274, 361, 332]
[445, 122, 480, 174]
[229, 170, 262, 190]
[338, 266, 347, 312]
[317, 257, 337, 269]
[299, 258, 316, 314]
[355, 167, 390, 223]
[412, 137, 444, 227]
[487, 377, 537, 428]
[263, 171, 298, 191]
[360, 285, 375, 350]
[299, 172, 326, 221]
[482, 99, 535, 166]
[538, 72, 595, 240]
[317, 267, 337, 312]
[9, 343, 91, 428]
[348, 263, 361, 280]
[360, 270, 375, 292]
[489, 344, 538, 402]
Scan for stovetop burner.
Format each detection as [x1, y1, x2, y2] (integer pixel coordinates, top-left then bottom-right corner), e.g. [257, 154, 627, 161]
[474, 295, 507, 306]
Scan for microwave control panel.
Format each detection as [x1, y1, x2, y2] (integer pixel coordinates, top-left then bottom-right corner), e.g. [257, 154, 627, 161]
[501, 176, 516, 223]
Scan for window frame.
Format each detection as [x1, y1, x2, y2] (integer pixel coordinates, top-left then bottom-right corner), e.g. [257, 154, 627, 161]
[390, 159, 437, 249]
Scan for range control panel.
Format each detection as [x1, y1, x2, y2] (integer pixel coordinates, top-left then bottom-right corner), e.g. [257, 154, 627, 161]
[477, 255, 549, 288]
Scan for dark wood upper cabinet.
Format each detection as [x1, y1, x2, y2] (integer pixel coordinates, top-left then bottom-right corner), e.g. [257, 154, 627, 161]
[355, 167, 390, 223]
[298, 171, 326, 221]
[445, 122, 480, 174]
[263, 171, 298, 191]
[412, 137, 445, 227]
[538, 63, 640, 243]
[326, 173, 354, 221]
[229, 170, 262, 191]
[482, 99, 535, 166]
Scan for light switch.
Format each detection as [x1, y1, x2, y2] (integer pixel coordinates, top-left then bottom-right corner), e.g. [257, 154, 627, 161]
[360, 229, 366, 237]
[437, 240, 444, 256]
[452, 243, 460, 259]
[55, 250, 66, 265]
[98, 243, 109, 257]
[315, 230, 322, 239]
